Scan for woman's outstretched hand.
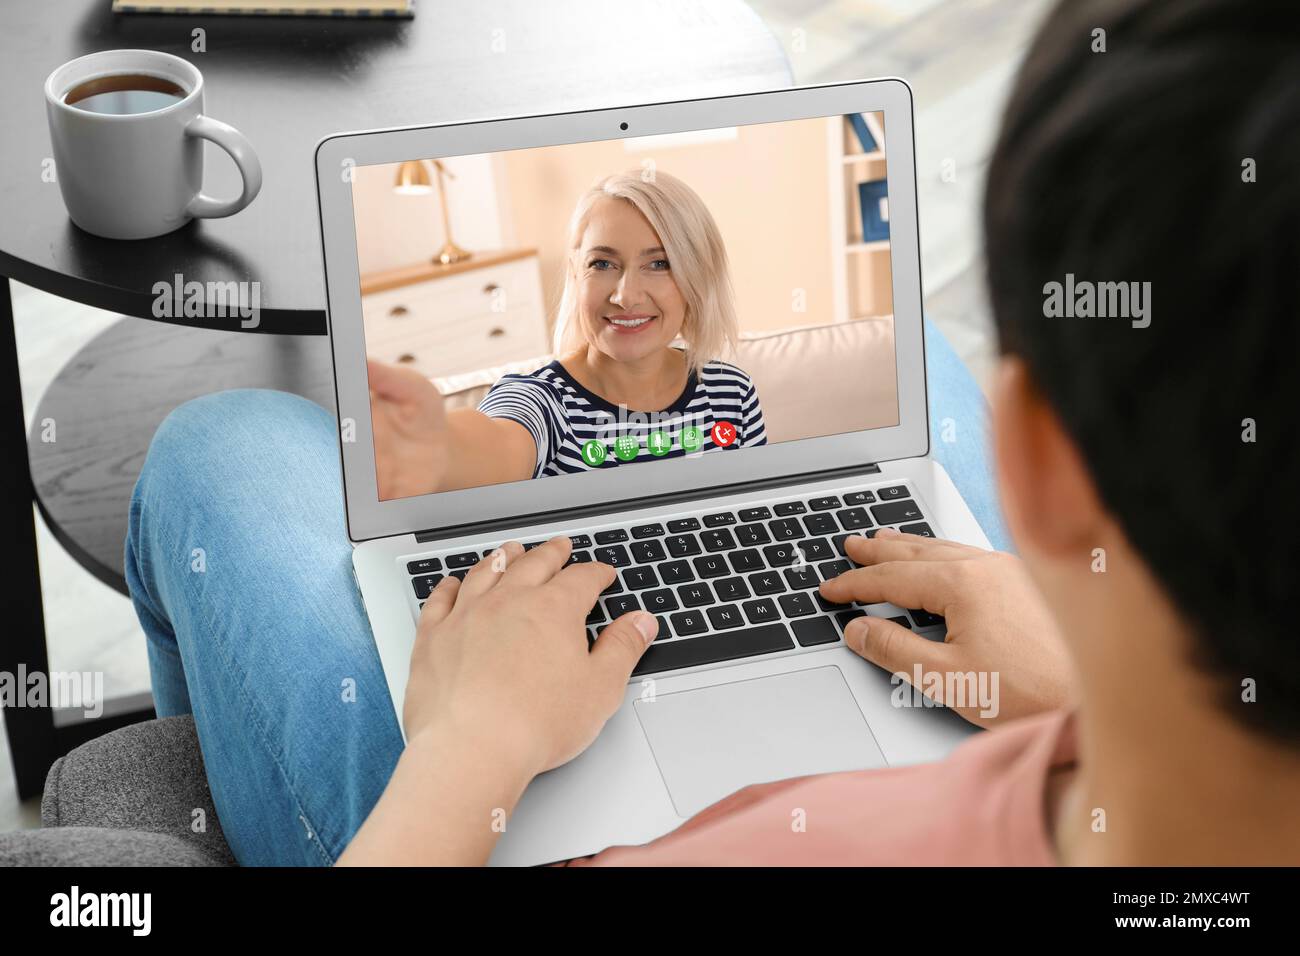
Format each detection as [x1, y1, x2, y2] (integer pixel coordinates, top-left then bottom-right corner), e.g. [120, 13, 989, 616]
[367, 358, 449, 499]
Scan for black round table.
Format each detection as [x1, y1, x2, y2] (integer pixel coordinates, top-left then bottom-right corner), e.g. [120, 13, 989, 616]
[0, 0, 791, 799]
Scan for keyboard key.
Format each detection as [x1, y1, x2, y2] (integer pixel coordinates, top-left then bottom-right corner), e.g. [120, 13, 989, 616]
[412, 573, 443, 598]
[622, 566, 659, 591]
[522, 541, 545, 551]
[783, 566, 819, 590]
[762, 543, 800, 566]
[742, 598, 780, 625]
[667, 518, 701, 533]
[835, 609, 866, 632]
[448, 568, 470, 581]
[703, 511, 737, 527]
[693, 554, 730, 578]
[877, 484, 910, 501]
[445, 551, 480, 569]
[843, 490, 876, 506]
[670, 609, 709, 636]
[701, 528, 738, 552]
[795, 537, 834, 563]
[739, 506, 772, 522]
[769, 518, 806, 541]
[832, 533, 868, 558]
[566, 550, 593, 566]
[728, 548, 764, 574]
[594, 528, 629, 545]
[631, 523, 665, 539]
[665, 534, 701, 557]
[601, 576, 623, 596]
[837, 507, 872, 531]
[713, 576, 751, 602]
[606, 593, 640, 617]
[677, 582, 715, 608]
[594, 545, 631, 567]
[586, 603, 606, 626]
[568, 534, 592, 549]
[899, 522, 935, 538]
[407, 557, 442, 575]
[642, 588, 679, 614]
[818, 559, 852, 580]
[778, 592, 817, 618]
[631, 540, 667, 564]
[870, 500, 924, 525]
[735, 523, 772, 547]
[809, 495, 841, 512]
[748, 570, 786, 595]
[774, 501, 806, 516]
[890, 615, 912, 629]
[706, 604, 745, 630]
[909, 608, 946, 628]
[632, 623, 794, 676]
[654, 617, 671, 641]
[794, 616, 840, 647]
[659, 560, 694, 585]
[815, 591, 849, 612]
[803, 513, 838, 536]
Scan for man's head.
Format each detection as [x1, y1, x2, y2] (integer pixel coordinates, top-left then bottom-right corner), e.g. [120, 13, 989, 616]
[984, 0, 1299, 741]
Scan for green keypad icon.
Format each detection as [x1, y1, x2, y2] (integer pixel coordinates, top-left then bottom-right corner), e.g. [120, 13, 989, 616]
[614, 434, 640, 461]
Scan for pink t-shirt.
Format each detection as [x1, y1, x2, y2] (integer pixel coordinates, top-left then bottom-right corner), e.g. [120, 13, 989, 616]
[562, 710, 1075, 866]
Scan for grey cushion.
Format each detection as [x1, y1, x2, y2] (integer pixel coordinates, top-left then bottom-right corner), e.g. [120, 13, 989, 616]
[0, 826, 222, 866]
[39, 714, 236, 866]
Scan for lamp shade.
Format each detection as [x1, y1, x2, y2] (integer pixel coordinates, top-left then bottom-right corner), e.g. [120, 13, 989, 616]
[393, 160, 433, 195]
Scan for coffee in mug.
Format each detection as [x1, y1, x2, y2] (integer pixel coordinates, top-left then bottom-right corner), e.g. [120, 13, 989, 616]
[44, 49, 262, 240]
[63, 73, 189, 116]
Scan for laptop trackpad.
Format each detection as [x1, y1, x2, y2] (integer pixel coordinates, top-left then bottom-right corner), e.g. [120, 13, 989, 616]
[634, 666, 887, 818]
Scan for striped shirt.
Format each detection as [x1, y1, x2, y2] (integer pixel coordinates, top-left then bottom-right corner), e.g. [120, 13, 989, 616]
[478, 356, 767, 478]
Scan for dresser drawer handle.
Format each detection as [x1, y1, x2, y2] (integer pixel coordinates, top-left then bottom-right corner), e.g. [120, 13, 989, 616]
[487, 327, 506, 338]
[482, 283, 500, 295]
[388, 305, 410, 318]
[396, 353, 417, 364]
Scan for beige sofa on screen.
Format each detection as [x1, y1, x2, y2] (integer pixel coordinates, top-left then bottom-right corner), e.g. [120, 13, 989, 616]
[433, 317, 899, 443]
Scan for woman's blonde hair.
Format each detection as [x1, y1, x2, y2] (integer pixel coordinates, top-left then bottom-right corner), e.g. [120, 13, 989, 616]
[551, 169, 738, 374]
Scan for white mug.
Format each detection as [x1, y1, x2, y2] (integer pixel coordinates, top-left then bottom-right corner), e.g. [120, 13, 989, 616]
[44, 49, 262, 240]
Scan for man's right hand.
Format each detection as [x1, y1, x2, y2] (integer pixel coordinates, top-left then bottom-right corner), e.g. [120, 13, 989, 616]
[818, 529, 1076, 728]
[367, 358, 449, 500]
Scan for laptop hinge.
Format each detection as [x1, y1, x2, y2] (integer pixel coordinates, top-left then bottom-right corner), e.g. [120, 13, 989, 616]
[412, 462, 881, 544]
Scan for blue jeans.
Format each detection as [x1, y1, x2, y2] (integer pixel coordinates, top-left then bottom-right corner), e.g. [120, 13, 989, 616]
[123, 318, 1011, 866]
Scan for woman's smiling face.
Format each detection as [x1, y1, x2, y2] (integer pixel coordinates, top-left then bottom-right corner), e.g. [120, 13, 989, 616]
[573, 196, 686, 365]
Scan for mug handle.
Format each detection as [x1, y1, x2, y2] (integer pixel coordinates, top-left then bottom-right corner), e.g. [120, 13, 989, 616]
[183, 115, 263, 219]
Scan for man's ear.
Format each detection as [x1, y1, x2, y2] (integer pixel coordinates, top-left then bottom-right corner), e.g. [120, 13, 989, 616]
[992, 355, 1107, 558]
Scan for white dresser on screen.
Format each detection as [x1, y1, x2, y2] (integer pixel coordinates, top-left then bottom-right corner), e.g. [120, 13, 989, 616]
[360, 249, 548, 378]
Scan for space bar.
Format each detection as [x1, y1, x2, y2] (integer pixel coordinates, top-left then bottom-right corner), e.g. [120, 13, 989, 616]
[631, 623, 795, 676]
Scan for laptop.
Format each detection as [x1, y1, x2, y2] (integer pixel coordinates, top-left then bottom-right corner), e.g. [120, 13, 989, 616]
[314, 78, 989, 866]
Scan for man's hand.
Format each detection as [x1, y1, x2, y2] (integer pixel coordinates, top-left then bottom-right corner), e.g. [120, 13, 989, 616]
[818, 528, 1075, 728]
[368, 358, 450, 499]
[404, 536, 657, 777]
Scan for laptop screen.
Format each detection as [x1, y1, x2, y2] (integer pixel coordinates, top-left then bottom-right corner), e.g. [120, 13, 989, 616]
[349, 113, 899, 502]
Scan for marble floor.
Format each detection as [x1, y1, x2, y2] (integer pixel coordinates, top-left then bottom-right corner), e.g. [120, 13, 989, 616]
[0, 0, 1054, 833]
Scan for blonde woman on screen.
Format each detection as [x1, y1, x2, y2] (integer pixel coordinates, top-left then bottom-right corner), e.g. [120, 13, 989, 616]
[368, 170, 766, 500]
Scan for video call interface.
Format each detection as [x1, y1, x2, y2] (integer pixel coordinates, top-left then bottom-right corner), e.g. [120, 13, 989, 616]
[352, 113, 899, 502]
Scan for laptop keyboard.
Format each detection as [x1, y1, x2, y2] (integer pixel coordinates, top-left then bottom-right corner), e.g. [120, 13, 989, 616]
[404, 482, 945, 678]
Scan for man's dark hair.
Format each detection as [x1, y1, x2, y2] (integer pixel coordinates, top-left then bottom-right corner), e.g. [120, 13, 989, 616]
[984, 0, 1299, 741]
